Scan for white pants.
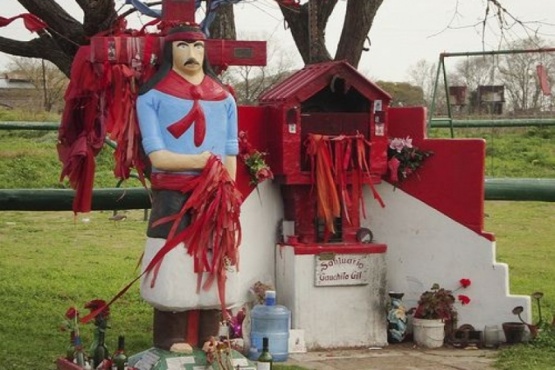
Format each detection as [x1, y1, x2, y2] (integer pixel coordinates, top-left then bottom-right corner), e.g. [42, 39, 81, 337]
[140, 238, 239, 311]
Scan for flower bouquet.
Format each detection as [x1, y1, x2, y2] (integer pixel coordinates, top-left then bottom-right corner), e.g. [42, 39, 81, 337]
[387, 137, 433, 184]
[238, 130, 273, 186]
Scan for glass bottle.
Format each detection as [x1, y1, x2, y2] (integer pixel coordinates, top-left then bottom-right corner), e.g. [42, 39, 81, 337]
[256, 337, 273, 370]
[112, 335, 128, 370]
[73, 335, 87, 367]
[66, 330, 76, 362]
[91, 329, 109, 368]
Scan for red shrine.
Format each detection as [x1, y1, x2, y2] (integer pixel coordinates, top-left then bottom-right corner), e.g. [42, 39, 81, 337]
[259, 61, 392, 244]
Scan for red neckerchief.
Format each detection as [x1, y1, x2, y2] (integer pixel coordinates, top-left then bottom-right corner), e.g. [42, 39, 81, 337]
[155, 70, 228, 146]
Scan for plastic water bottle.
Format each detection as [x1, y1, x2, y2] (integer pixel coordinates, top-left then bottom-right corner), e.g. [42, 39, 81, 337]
[249, 290, 291, 362]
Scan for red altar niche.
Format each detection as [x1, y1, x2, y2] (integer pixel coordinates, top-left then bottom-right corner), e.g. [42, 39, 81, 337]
[259, 61, 392, 244]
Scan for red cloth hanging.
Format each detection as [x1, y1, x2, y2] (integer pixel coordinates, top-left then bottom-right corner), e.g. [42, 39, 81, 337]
[537, 64, 551, 96]
[0, 14, 47, 33]
[57, 46, 105, 214]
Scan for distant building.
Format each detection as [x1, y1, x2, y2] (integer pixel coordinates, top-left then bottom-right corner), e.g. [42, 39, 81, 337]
[0, 72, 40, 109]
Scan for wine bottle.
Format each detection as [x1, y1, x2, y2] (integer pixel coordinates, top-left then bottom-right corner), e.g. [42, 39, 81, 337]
[256, 337, 273, 370]
[91, 329, 109, 369]
[112, 335, 129, 370]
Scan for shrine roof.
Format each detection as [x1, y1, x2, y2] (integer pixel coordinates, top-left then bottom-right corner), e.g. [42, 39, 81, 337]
[258, 60, 392, 105]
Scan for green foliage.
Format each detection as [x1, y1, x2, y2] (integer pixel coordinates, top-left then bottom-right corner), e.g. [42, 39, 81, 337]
[413, 285, 456, 320]
[376, 80, 426, 107]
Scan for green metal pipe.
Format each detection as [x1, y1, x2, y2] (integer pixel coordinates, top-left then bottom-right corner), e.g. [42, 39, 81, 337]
[0, 121, 59, 130]
[485, 178, 555, 202]
[0, 188, 151, 211]
[430, 118, 555, 128]
[0, 178, 553, 211]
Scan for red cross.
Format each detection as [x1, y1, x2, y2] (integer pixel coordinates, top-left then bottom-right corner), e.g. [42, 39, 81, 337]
[91, 0, 266, 70]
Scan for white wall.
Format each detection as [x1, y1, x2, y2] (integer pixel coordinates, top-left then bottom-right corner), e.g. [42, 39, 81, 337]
[237, 180, 284, 304]
[361, 182, 532, 333]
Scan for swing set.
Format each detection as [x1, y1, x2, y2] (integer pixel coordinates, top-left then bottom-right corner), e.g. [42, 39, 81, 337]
[428, 47, 555, 138]
[427, 47, 555, 202]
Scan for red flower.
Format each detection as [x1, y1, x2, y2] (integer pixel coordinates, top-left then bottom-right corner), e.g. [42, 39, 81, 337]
[459, 278, 471, 288]
[84, 299, 110, 327]
[458, 295, 471, 305]
[65, 307, 78, 320]
[85, 299, 109, 315]
[256, 167, 273, 182]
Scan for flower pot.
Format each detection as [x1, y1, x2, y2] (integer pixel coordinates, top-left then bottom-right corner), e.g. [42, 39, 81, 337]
[502, 322, 525, 344]
[413, 318, 445, 348]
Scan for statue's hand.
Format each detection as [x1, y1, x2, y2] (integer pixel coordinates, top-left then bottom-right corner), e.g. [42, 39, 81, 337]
[197, 151, 212, 169]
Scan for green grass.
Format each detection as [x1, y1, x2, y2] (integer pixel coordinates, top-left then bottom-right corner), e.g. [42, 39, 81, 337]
[485, 201, 555, 370]
[0, 210, 151, 370]
[3, 204, 555, 369]
[1, 114, 555, 369]
[429, 126, 555, 178]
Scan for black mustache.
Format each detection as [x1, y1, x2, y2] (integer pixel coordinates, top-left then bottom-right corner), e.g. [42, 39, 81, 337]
[184, 58, 200, 66]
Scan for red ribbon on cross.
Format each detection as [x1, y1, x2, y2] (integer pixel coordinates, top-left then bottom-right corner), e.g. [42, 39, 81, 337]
[0, 14, 47, 33]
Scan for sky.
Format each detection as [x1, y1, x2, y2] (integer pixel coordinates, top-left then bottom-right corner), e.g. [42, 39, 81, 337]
[1, 0, 555, 82]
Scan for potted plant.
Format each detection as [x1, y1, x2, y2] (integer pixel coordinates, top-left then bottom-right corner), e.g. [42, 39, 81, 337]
[412, 279, 471, 348]
[504, 293, 543, 344]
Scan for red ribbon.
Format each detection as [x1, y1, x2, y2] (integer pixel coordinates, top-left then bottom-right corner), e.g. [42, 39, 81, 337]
[0, 14, 47, 33]
[166, 86, 206, 146]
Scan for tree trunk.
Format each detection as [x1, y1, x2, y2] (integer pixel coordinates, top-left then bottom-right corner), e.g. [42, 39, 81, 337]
[280, 0, 382, 69]
[335, 0, 383, 68]
[0, 0, 118, 77]
[209, 3, 236, 40]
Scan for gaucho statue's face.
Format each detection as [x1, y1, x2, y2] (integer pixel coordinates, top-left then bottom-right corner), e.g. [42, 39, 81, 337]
[172, 40, 205, 79]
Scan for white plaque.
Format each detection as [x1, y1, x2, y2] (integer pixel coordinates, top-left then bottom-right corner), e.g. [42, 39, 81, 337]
[314, 253, 370, 286]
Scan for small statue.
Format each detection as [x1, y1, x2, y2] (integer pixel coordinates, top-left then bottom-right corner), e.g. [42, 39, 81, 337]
[387, 292, 408, 343]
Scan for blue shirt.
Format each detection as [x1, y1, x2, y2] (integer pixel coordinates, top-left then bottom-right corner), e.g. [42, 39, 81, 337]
[137, 83, 238, 174]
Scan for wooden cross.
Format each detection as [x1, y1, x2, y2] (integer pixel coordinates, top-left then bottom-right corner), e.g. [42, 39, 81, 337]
[90, 0, 266, 70]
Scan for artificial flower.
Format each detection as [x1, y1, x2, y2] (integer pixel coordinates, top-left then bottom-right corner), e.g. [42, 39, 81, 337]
[459, 278, 471, 288]
[458, 294, 471, 305]
[238, 131, 273, 186]
[61, 306, 80, 333]
[387, 136, 432, 184]
[84, 299, 110, 329]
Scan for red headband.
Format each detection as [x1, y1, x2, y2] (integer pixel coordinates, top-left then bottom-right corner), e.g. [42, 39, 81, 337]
[164, 31, 207, 43]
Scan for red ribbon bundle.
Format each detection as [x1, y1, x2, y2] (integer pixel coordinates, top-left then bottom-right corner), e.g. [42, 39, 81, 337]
[81, 156, 243, 324]
[305, 133, 384, 239]
[145, 156, 243, 317]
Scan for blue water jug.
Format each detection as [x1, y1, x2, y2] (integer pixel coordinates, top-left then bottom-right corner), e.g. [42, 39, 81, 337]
[248, 290, 291, 362]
